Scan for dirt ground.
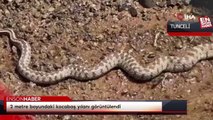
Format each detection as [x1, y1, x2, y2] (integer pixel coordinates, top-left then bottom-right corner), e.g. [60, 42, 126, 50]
[0, 0, 213, 120]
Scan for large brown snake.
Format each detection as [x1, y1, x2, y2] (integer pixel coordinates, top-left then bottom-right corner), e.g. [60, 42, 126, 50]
[0, 28, 213, 84]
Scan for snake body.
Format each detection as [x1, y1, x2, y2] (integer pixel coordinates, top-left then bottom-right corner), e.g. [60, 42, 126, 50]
[0, 29, 213, 84]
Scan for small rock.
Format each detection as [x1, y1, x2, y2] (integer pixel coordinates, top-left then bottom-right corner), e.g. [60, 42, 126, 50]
[117, 13, 125, 20]
[128, 6, 137, 17]
[184, 0, 191, 5]
[138, 0, 156, 8]
[48, 7, 55, 12]
[121, 89, 128, 96]
[93, 42, 98, 46]
[89, 4, 98, 12]
[107, 46, 114, 50]
[111, 25, 118, 29]
[147, 52, 155, 58]
[175, 41, 183, 49]
[186, 89, 191, 93]
[96, 34, 104, 40]
[156, 1, 167, 8]
[117, 1, 131, 12]
[79, 39, 84, 44]
[4, 9, 10, 15]
[63, 115, 71, 120]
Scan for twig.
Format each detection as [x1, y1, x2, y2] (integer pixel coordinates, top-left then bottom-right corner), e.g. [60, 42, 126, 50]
[154, 32, 161, 47]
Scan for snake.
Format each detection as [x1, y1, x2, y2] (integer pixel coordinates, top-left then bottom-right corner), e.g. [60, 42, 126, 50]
[0, 28, 213, 84]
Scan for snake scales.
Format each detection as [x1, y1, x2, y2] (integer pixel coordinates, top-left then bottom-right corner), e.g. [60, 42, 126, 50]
[0, 28, 213, 84]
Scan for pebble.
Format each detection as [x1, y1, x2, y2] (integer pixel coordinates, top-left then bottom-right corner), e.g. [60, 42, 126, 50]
[147, 52, 155, 58]
[138, 0, 156, 8]
[184, 0, 191, 5]
[121, 89, 128, 96]
[175, 41, 183, 49]
[117, 1, 137, 17]
[7, 0, 13, 2]
[107, 46, 114, 50]
[128, 6, 138, 17]
[96, 34, 104, 40]
[118, 1, 131, 12]
[89, 4, 98, 12]
[93, 42, 98, 46]
[4, 9, 10, 15]
[79, 39, 84, 44]
[63, 115, 71, 120]
[186, 89, 191, 93]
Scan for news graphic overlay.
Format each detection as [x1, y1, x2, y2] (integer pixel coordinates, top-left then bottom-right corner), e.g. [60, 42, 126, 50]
[167, 16, 213, 36]
[0, 96, 187, 114]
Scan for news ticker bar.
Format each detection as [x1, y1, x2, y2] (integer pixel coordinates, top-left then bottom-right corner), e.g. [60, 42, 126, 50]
[167, 21, 213, 36]
[0, 96, 187, 114]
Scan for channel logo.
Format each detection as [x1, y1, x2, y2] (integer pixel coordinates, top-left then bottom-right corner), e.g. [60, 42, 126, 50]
[199, 16, 212, 29]
[174, 13, 196, 21]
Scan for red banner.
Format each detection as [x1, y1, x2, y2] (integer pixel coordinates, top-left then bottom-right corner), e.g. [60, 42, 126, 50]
[168, 32, 212, 36]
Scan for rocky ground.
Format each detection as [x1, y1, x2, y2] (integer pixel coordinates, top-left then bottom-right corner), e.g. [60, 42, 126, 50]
[0, 0, 213, 120]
